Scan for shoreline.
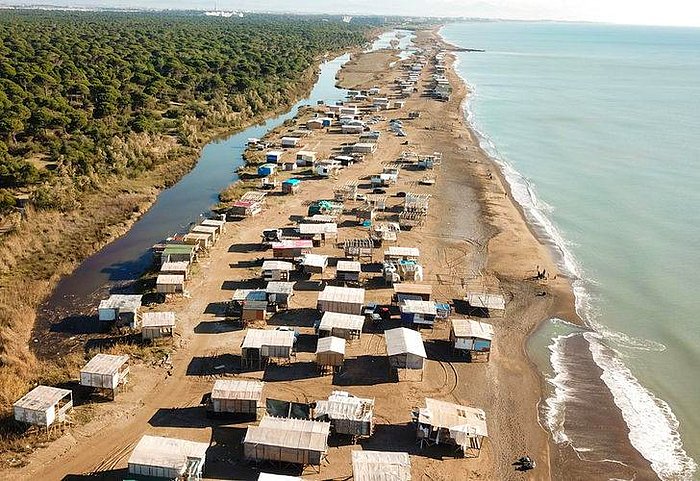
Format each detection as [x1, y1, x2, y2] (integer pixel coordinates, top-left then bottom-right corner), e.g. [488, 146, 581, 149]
[435, 25, 663, 481]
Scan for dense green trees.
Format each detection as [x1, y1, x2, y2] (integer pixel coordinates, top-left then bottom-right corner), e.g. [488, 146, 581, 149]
[0, 10, 373, 208]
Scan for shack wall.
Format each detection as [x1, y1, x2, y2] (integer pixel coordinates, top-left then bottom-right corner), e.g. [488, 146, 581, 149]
[213, 398, 257, 414]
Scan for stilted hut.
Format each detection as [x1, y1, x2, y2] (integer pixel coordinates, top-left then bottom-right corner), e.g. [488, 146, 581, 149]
[241, 329, 296, 369]
[302, 254, 329, 275]
[229, 200, 263, 219]
[183, 232, 212, 250]
[160, 260, 189, 280]
[141, 311, 176, 340]
[400, 299, 437, 328]
[243, 416, 330, 470]
[298, 223, 337, 246]
[317, 286, 365, 316]
[201, 218, 226, 234]
[156, 274, 185, 294]
[80, 354, 129, 399]
[282, 178, 301, 194]
[313, 391, 374, 439]
[127, 435, 209, 481]
[415, 398, 488, 458]
[393, 283, 432, 302]
[191, 224, 218, 244]
[450, 318, 494, 361]
[343, 238, 374, 261]
[98, 294, 142, 327]
[14, 386, 73, 428]
[384, 246, 420, 262]
[272, 240, 313, 259]
[161, 243, 197, 264]
[208, 379, 264, 418]
[336, 260, 361, 284]
[384, 327, 426, 381]
[266, 281, 295, 309]
[464, 292, 506, 317]
[352, 450, 411, 481]
[261, 260, 294, 282]
[317, 311, 364, 340]
[315, 336, 345, 373]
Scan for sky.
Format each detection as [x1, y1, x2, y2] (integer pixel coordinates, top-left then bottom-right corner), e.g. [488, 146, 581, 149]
[4, 0, 700, 27]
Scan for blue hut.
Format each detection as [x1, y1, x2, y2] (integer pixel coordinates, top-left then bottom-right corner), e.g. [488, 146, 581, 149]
[258, 164, 277, 177]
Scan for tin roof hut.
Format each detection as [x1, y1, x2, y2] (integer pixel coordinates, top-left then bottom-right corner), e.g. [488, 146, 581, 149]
[241, 329, 296, 369]
[415, 398, 488, 458]
[315, 336, 345, 373]
[298, 222, 337, 246]
[384, 327, 426, 381]
[393, 283, 432, 302]
[400, 299, 437, 328]
[384, 246, 420, 262]
[351, 450, 411, 481]
[208, 379, 264, 418]
[464, 292, 506, 317]
[317, 311, 364, 340]
[160, 260, 190, 280]
[272, 240, 313, 259]
[266, 281, 295, 309]
[191, 224, 218, 244]
[336, 260, 361, 284]
[302, 254, 329, 275]
[14, 386, 73, 428]
[317, 286, 365, 316]
[141, 311, 176, 340]
[127, 435, 209, 481]
[98, 294, 142, 327]
[156, 274, 185, 294]
[201, 218, 226, 235]
[261, 260, 294, 282]
[450, 318, 494, 362]
[313, 391, 374, 439]
[80, 353, 129, 399]
[243, 416, 331, 469]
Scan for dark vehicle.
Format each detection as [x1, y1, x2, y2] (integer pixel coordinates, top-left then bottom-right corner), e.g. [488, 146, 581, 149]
[373, 188, 387, 194]
[395, 191, 407, 198]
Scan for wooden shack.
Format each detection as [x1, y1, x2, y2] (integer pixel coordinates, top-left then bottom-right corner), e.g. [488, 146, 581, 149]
[229, 200, 263, 219]
[317, 286, 365, 316]
[464, 292, 506, 317]
[161, 243, 197, 264]
[336, 260, 361, 284]
[13, 385, 73, 428]
[160, 260, 189, 280]
[400, 299, 437, 328]
[201, 218, 226, 235]
[272, 240, 313, 259]
[183, 232, 212, 249]
[261, 260, 294, 282]
[156, 274, 185, 294]
[239, 290, 269, 323]
[352, 450, 411, 481]
[313, 391, 374, 438]
[384, 327, 426, 381]
[295, 150, 316, 166]
[80, 353, 129, 399]
[141, 311, 176, 340]
[315, 336, 345, 372]
[266, 281, 295, 309]
[303, 254, 329, 275]
[98, 294, 142, 327]
[317, 311, 364, 340]
[343, 238, 374, 261]
[393, 283, 432, 302]
[384, 246, 420, 262]
[208, 379, 263, 417]
[415, 398, 488, 457]
[243, 416, 330, 469]
[191, 224, 218, 244]
[128, 435, 208, 481]
[241, 329, 296, 369]
[450, 318, 494, 361]
[282, 178, 301, 194]
[298, 222, 337, 246]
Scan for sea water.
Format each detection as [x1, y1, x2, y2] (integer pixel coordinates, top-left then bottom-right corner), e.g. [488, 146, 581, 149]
[441, 22, 700, 480]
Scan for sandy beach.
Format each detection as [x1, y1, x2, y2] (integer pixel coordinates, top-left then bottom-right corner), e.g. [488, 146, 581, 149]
[2, 27, 660, 481]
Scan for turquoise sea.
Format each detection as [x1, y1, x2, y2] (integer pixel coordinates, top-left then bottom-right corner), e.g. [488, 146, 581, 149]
[441, 22, 700, 480]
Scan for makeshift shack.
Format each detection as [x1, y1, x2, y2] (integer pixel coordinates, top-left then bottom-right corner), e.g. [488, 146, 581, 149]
[266, 281, 295, 309]
[298, 222, 337, 246]
[384, 327, 426, 381]
[384, 246, 420, 262]
[239, 290, 269, 323]
[393, 283, 432, 302]
[343, 238, 373, 261]
[450, 318, 494, 361]
[317, 311, 364, 340]
[98, 294, 142, 327]
[13, 385, 73, 428]
[315, 336, 345, 373]
[80, 353, 129, 399]
[160, 261, 189, 280]
[243, 416, 330, 470]
[191, 224, 218, 244]
[161, 244, 197, 264]
[336, 260, 361, 284]
[317, 286, 365, 316]
[208, 379, 264, 417]
[352, 450, 411, 481]
[201, 218, 226, 235]
[266, 151, 283, 163]
[464, 292, 506, 317]
[272, 240, 313, 259]
[282, 178, 301, 194]
[281, 136, 300, 148]
[229, 200, 263, 219]
[400, 299, 437, 328]
[183, 232, 212, 249]
[127, 435, 209, 481]
[258, 163, 278, 177]
[313, 391, 374, 439]
[156, 274, 185, 294]
[141, 311, 176, 340]
[302, 253, 329, 275]
[415, 398, 488, 457]
[296, 150, 316, 166]
[261, 260, 294, 281]
[241, 329, 296, 369]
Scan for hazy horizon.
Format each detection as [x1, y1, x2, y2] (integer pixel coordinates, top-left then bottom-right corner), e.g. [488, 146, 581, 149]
[2, 0, 700, 28]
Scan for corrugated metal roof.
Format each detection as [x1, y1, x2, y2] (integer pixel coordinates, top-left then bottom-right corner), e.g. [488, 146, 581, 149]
[160, 261, 189, 273]
[351, 450, 411, 481]
[317, 286, 365, 305]
[418, 398, 488, 438]
[384, 328, 426, 358]
[211, 379, 263, 401]
[385, 246, 420, 258]
[393, 283, 432, 296]
[298, 223, 337, 235]
[81, 353, 128, 376]
[156, 274, 184, 285]
[232, 289, 268, 302]
[266, 281, 294, 295]
[127, 435, 208, 471]
[201, 219, 226, 228]
[318, 312, 365, 332]
[141, 311, 176, 328]
[336, 260, 361, 272]
[303, 254, 328, 269]
[271, 240, 314, 249]
[242, 329, 295, 350]
[261, 260, 294, 272]
[191, 225, 217, 235]
[314, 391, 373, 422]
[14, 385, 71, 412]
[400, 299, 437, 316]
[98, 294, 142, 311]
[315, 336, 346, 355]
[451, 318, 494, 341]
[244, 416, 330, 453]
[464, 292, 506, 311]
